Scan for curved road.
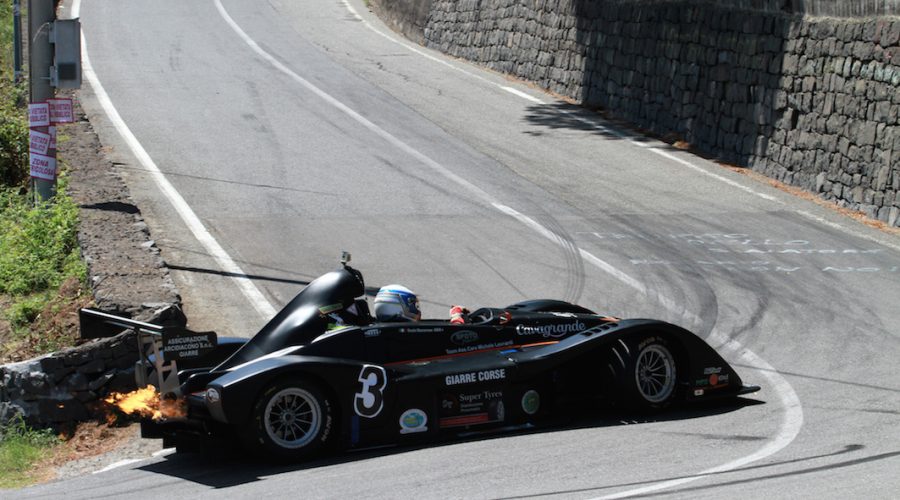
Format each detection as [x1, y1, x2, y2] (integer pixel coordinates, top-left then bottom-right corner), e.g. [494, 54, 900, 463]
[21, 0, 900, 498]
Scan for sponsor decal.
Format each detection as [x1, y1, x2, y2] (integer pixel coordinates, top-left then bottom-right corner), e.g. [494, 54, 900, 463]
[694, 389, 705, 396]
[354, 365, 387, 418]
[440, 390, 505, 427]
[445, 340, 513, 355]
[494, 400, 506, 422]
[445, 368, 506, 386]
[695, 373, 729, 389]
[399, 409, 428, 434]
[499, 311, 512, 324]
[710, 373, 729, 386]
[521, 390, 540, 415]
[450, 330, 479, 346]
[456, 390, 502, 413]
[703, 367, 723, 375]
[550, 312, 577, 318]
[516, 321, 586, 338]
[439, 413, 490, 428]
[401, 327, 445, 334]
[162, 331, 217, 360]
[363, 328, 381, 338]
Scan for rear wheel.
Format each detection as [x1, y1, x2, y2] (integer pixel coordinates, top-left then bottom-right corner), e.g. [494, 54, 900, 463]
[608, 335, 680, 410]
[241, 378, 334, 462]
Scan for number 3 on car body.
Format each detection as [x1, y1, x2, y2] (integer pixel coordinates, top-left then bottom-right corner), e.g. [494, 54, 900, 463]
[354, 365, 387, 418]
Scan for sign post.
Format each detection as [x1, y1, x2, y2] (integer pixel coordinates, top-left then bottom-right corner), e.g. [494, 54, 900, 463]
[28, 0, 56, 201]
[13, 0, 23, 82]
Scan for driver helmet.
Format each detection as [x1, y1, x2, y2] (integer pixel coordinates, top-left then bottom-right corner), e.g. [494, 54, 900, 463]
[374, 284, 421, 322]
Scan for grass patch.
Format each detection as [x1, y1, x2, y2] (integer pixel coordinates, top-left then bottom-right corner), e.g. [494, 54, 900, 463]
[0, 418, 61, 489]
[0, 2, 90, 363]
[0, 179, 90, 362]
[0, 181, 85, 296]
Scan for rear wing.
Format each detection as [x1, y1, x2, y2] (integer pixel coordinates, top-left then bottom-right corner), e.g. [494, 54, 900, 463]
[79, 308, 217, 396]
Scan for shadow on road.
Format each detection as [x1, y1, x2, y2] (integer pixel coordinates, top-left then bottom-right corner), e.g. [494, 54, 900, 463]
[136, 396, 762, 489]
[498, 444, 900, 499]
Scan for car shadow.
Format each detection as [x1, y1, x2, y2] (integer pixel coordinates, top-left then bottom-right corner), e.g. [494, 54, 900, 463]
[136, 396, 763, 489]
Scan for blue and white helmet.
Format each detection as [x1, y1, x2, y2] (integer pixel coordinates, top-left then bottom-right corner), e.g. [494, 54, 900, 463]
[374, 284, 421, 322]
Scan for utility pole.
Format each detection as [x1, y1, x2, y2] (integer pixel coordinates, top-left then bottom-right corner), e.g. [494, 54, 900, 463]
[13, 0, 23, 82]
[28, 0, 55, 201]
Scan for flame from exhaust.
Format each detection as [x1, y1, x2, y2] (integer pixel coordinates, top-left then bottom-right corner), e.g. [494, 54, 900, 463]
[104, 385, 187, 421]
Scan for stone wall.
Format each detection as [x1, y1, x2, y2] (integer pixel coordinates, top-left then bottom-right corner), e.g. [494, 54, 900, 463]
[371, 0, 434, 44]
[0, 329, 142, 431]
[374, 0, 900, 226]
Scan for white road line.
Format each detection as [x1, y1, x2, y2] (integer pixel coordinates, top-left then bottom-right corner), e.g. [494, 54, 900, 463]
[797, 210, 846, 231]
[91, 458, 144, 474]
[72, 0, 277, 321]
[495, 204, 803, 499]
[646, 147, 780, 202]
[215, 5, 803, 493]
[795, 209, 900, 253]
[339, 0, 541, 98]
[213, 0, 496, 208]
[500, 86, 544, 103]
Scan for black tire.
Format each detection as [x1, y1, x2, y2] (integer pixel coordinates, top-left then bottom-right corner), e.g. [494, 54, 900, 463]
[240, 378, 335, 462]
[608, 335, 680, 411]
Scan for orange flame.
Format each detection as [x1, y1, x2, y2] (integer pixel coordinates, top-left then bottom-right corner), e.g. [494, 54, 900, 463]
[104, 385, 187, 421]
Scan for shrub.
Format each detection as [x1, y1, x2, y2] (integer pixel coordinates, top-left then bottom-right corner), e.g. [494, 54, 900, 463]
[0, 98, 29, 187]
[0, 0, 29, 187]
[0, 182, 83, 296]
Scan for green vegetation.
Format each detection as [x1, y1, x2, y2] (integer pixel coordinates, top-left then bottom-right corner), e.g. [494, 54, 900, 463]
[0, 0, 89, 361]
[0, 418, 60, 489]
[0, 182, 85, 296]
[0, 0, 28, 186]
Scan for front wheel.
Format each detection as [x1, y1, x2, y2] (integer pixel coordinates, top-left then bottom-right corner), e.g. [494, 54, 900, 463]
[241, 378, 335, 462]
[609, 335, 681, 411]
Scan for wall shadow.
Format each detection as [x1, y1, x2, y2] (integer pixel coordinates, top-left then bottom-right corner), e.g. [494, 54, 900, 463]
[565, 0, 792, 169]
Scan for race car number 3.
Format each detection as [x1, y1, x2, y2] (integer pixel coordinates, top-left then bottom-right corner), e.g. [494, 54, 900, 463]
[354, 365, 387, 418]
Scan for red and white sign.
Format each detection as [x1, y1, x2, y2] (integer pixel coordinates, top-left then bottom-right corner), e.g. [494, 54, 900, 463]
[29, 129, 52, 155]
[29, 103, 50, 127]
[30, 153, 57, 181]
[49, 126, 57, 149]
[48, 99, 75, 124]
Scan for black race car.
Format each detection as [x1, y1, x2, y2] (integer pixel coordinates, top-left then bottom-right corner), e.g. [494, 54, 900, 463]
[81, 255, 758, 462]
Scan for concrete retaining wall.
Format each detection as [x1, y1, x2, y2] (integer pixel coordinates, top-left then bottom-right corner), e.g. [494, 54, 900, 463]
[373, 0, 900, 226]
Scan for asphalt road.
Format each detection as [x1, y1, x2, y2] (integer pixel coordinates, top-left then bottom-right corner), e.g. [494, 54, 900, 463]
[20, 0, 900, 498]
